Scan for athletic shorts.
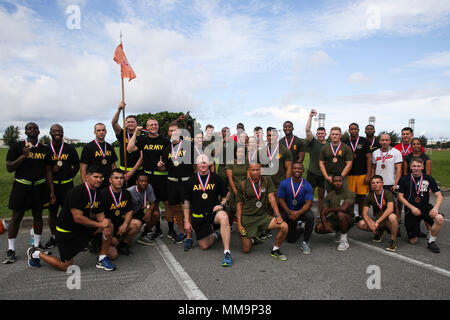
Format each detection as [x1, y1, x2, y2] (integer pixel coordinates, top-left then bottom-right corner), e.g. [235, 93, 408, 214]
[325, 212, 354, 232]
[404, 204, 444, 239]
[132, 209, 147, 222]
[347, 175, 369, 195]
[48, 181, 74, 211]
[148, 175, 168, 202]
[8, 180, 49, 212]
[167, 180, 189, 206]
[191, 212, 219, 240]
[307, 171, 324, 189]
[55, 229, 93, 262]
[241, 213, 273, 238]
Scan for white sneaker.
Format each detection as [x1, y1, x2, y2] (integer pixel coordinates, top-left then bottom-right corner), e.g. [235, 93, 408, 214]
[337, 239, 349, 252]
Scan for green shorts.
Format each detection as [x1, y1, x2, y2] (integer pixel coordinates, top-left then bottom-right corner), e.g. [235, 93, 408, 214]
[326, 212, 354, 232]
[307, 171, 324, 189]
[241, 213, 273, 238]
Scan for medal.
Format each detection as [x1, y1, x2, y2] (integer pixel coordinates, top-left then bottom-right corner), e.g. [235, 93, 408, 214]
[381, 164, 386, 169]
[267, 143, 279, 168]
[197, 171, 211, 200]
[50, 141, 65, 167]
[415, 196, 421, 203]
[256, 201, 263, 208]
[108, 185, 122, 216]
[374, 190, 384, 210]
[401, 143, 411, 156]
[380, 148, 390, 170]
[284, 136, 294, 150]
[173, 161, 179, 167]
[290, 177, 304, 207]
[250, 178, 262, 208]
[330, 142, 341, 163]
[94, 140, 108, 165]
[25, 139, 39, 149]
[411, 174, 424, 203]
[171, 141, 182, 167]
[349, 137, 360, 159]
[84, 182, 97, 218]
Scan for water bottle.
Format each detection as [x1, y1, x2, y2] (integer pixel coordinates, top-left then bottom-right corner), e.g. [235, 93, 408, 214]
[30, 227, 35, 246]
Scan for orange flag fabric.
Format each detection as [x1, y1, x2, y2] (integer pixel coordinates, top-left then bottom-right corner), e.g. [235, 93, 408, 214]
[113, 44, 136, 81]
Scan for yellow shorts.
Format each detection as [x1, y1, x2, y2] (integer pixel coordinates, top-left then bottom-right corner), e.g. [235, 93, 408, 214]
[347, 175, 369, 195]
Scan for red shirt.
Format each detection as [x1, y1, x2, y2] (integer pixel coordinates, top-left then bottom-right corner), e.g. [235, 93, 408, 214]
[394, 143, 425, 160]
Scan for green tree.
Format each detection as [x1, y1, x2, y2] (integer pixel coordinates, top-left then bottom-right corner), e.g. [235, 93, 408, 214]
[2, 125, 20, 147]
[135, 111, 197, 138]
[377, 131, 400, 146]
[418, 135, 428, 147]
[39, 135, 51, 146]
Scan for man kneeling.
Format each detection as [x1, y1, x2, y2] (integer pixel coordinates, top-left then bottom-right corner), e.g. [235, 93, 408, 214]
[358, 175, 398, 252]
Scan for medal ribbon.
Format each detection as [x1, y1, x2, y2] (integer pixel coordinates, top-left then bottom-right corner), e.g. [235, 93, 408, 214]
[50, 141, 64, 160]
[25, 139, 39, 148]
[136, 186, 147, 208]
[411, 174, 423, 196]
[84, 182, 97, 210]
[330, 142, 341, 157]
[349, 137, 360, 153]
[401, 143, 411, 156]
[171, 141, 182, 161]
[267, 143, 279, 162]
[290, 178, 304, 200]
[381, 148, 390, 164]
[370, 138, 375, 149]
[285, 136, 294, 150]
[250, 178, 262, 201]
[374, 190, 384, 210]
[108, 185, 122, 210]
[248, 149, 257, 163]
[197, 171, 211, 193]
[94, 140, 107, 159]
[194, 145, 203, 157]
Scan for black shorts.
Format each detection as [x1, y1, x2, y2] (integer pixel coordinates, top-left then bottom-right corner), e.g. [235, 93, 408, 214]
[8, 181, 49, 212]
[48, 181, 74, 211]
[55, 229, 93, 262]
[148, 175, 168, 202]
[132, 209, 146, 222]
[404, 204, 444, 239]
[307, 171, 324, 189]
[191, 212, 219, 240]
[167, 179, 189, 206]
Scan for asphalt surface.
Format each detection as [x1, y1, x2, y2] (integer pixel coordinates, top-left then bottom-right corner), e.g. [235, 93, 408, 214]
[1, 195, 449, 301]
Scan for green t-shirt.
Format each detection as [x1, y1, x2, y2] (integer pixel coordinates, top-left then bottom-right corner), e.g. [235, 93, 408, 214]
[319, 142, 353, 176]
[307, 138, 326, 176]
[260, 143, 292, 188]
[279, 135, 305, 163]
[364, 190, 394, 217]
[225, 163, 249, 189]
[237, 177, 275, 216]
[324, 189, 355, 216]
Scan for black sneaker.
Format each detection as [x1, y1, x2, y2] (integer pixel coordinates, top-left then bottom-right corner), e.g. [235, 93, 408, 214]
[3, 250, 16, 264]
[150, 229, 164, 241]
[117, 243, 133, 256]
[251, 236, 264, 245]
[427, 241, 440, 253]
[270, 249, 287, 261]
[44, 237, 56, 249]
[372, 230, 384, 243]
[167, 230, 178, 241]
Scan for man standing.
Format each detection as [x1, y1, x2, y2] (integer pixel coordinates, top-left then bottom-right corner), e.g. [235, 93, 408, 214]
[343, 123, 371, 221]
[365, 124, 380, 152]
[394, 127, 425, 160]
[4, 122, 55, 264]
[315, 175, 355, 252]
[280, 121, 305, 163]
[305, 109, 327, 218]
[45, 124, 80, 249]
[277, 163, 315, 254]
[372, 134, 403, 193]
[184, 154, 231, 266]
[398, 158, 444, 253]
[80, 123, 118, 189]
[358, 175, 399, 252]
[319, 127, 353, 192]
[26, 166, 115, 271]
[111, 101, 143, 186]
[236, 163, 289, 261]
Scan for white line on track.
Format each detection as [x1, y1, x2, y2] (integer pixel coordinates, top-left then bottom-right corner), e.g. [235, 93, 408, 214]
[156, 239, 208, 300]
[350, 238, 450, 278]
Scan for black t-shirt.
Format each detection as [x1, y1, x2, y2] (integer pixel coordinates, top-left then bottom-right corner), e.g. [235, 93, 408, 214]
[80, 140, 118, 180]
[100, 187, 134, 226]
[162, 140, 194, 178]
[116, 129, 142, 168]
[57, 183, 104, 233]
[136, 135, 170, 172]
[6, 141, 53, 181]
[398, 174, 440, 212]
[367, 138, 381, 153]
[184, 172, 228, 215]
[49, 142, 79, 181]
[343, 136, 370, 175]
[404, 153, 430, 175]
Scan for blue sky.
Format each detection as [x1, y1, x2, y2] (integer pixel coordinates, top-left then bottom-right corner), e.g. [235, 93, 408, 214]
[1, 0, 450, 143]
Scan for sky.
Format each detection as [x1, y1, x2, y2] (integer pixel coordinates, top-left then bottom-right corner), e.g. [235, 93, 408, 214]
[1, 0, 450, 143]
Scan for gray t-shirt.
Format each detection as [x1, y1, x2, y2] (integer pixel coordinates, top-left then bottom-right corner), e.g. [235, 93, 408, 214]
[127, 185, 156, 214]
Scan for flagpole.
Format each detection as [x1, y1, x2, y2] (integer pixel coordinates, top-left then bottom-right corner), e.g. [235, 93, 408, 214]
[120, 31, 128, 175]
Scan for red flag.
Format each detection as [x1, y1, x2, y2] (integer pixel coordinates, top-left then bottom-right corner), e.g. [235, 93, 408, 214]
[113, 44, 136, 81]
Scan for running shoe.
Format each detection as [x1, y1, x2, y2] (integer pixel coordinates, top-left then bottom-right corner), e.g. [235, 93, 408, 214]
[372, 230, 384, 243]
[184, 238, 194, 252]
[167, 230, 178, 240]
[150, 229, 164, 241]
[137, 234, 155, 246]
[386, 239, 397, 252]
[3, 250, 16, 264]
[337, 239, 350, 252]
[174, 233, 187, 244]
[26, 246, 41, 268]
[44, 237, 56, 249]
[301, 241, 311, 255]
[96, 257, 116, 271]
[251, 236, 264, 245]
[117, 243, 133, 256]
[222, 253, 232, 267]
[427, 241, 440, 253]
[270, 249, 287, 261]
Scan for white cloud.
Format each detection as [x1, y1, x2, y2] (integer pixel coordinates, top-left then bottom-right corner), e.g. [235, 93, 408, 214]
[409, 51, 450, 69]
[348, 72, 372, 85]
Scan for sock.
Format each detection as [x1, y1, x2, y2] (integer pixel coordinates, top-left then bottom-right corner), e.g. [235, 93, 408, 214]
[51, 235, 56, 239]
[8, 238, 16, 251]
[340, 233, 348, 242]
[429, 235, 437, 243]
[224, 250, 230, 255]
[32, 251, 41, 259]
[34, 234, 41, 248]
[168, 221, 174, 233]
[354, 204, 359, 217]
[272, 246, 279, 251]
[98, 255, 107, 261]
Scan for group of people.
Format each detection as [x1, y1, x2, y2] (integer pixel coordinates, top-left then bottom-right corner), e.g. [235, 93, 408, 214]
[3, 104, 445, 271]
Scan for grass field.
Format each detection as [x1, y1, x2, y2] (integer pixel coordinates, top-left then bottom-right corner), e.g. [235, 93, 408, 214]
[0, 148, 448, 219]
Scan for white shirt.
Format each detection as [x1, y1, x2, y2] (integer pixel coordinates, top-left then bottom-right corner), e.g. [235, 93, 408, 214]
[372, 147, 403, 185]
